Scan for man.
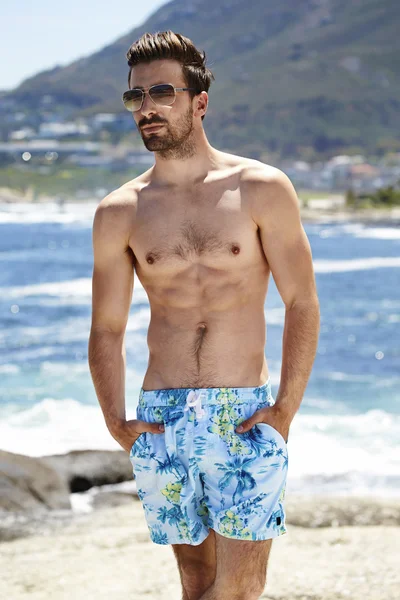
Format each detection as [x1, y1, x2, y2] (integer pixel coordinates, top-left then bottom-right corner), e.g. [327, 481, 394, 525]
[88, 30, 320, 600]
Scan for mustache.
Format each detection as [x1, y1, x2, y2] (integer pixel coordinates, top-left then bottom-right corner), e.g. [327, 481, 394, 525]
[138, 119, 166, 129]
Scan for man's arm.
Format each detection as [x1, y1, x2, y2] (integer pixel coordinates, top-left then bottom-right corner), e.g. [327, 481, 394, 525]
[237, 167, 320, 438]
[88, 192, 163, 451]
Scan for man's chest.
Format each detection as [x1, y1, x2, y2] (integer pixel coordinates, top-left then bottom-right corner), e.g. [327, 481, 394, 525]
[129, 186, 265, 275]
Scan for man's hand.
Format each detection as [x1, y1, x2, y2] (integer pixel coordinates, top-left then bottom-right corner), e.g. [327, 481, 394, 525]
[111, 419, 165, 453]
[235, 405, 291, 443]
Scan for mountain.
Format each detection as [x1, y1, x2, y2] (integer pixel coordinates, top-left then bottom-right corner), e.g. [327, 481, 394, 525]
[6, 0, 400, 158]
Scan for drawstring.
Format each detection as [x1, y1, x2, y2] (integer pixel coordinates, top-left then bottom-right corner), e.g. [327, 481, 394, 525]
[184, 390, 206, 419]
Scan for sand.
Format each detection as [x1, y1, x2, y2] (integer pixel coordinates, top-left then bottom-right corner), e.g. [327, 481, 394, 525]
[1, 497, 399, 600]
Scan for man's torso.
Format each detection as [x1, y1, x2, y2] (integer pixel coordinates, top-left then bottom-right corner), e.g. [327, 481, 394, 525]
[121, 152, 274, 389]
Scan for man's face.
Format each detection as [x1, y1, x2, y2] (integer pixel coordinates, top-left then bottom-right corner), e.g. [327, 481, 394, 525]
[129, 59, 195, 157]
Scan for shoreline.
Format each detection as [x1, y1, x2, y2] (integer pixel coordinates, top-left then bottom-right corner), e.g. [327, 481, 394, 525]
[300, 207, 400, 224]
[1, 191, 400, 225]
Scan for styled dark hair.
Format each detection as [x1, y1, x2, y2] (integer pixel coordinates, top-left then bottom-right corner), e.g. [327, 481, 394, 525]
[126, 30, 215, 121]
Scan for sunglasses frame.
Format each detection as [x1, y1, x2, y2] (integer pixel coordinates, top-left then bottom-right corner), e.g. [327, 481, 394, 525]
[122, 83, 196, 112]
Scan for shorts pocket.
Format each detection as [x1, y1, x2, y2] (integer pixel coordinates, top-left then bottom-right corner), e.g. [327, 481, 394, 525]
[130, 431, 147, 459]
[256, 422, 288, 447]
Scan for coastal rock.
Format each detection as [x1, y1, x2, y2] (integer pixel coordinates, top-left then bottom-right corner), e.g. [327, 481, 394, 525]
[285, 495, 400, 527]
[42, 449, 134, 492]
[91, 490, 138, 510]
[0, 450, 71, 512]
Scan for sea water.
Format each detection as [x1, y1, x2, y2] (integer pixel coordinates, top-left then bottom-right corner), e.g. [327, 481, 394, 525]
[0, 202, 399, 497]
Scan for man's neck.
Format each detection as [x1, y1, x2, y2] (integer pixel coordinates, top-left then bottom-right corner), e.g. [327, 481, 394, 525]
[151, 135, 221, 187]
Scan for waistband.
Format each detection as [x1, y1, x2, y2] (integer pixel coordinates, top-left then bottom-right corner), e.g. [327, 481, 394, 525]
[138, 378, 272, 408]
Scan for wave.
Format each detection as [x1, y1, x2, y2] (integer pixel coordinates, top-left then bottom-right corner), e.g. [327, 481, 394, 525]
[354, 227, 400, 240]
[0, 201, 97, 224]
[0, 249, 92, 264]
[1, 400, 399, 494]
[314, 257, 400, 272]
[315, 223, 400, 240]
[1, 257, 398, 304]
[0, 364, 20, 374]
[2, 278, 92, 299]
[0, 277, 149, 302]
[0, 309, 151, 349]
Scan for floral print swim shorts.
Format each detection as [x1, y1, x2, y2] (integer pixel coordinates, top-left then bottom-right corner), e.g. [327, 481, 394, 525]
[129, 378, 288, 546]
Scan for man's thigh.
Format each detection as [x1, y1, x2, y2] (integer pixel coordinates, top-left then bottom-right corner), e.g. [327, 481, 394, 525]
[172, 529, 273, 600]
[172, 529, 217, 599]
[210, 531, 273, 598]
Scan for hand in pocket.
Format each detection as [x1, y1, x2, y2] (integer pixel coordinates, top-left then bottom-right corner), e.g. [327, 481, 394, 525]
[114, 418, 165, 452]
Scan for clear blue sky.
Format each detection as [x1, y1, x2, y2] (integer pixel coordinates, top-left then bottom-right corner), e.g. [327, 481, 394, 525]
[0, 0, 169, 90]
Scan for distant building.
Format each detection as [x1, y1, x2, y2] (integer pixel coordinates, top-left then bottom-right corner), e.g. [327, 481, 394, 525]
[38, 121, 92, 138]
[9, 128, 35, 141]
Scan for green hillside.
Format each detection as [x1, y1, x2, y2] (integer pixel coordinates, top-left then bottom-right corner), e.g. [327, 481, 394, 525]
[7, 0, 400, 158]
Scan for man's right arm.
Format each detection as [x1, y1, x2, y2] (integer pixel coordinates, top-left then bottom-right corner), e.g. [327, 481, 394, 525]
[88, 194, 134, 441]
[88, 193, 163, 451]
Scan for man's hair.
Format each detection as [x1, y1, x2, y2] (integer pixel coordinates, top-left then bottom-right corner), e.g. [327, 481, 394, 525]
[126, 30, 215, 121]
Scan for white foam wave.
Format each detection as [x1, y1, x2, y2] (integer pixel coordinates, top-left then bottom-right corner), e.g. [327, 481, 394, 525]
[0, 202, 97, 224]
[0, 276, 149, 302]
[0, 310, 149, 351]
[317, 223, 400, 240]
[0, 364, 20, 374]
[2, 278, 92, 299]
[264, 307, 285, 325]
[0, 249, 92, 263]
[0, 400, 399, 494]
[0, 398, 137, 456]
[0, 317, 91, 346]
[354, 227, 400, 240]
[314, 257, 400, 273]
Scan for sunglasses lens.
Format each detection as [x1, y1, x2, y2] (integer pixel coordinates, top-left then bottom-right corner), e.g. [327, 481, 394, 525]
[149, 84, 176, 106]
[122, 90, 143, 111]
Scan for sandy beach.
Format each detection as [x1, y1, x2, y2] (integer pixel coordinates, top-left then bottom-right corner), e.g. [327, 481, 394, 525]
[1, 494, 399, 600]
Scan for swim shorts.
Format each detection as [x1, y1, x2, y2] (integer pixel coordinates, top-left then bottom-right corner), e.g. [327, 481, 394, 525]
[129, 378, 288, 545]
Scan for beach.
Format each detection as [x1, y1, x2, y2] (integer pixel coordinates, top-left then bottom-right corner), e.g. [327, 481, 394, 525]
[1, 494, 399, 600]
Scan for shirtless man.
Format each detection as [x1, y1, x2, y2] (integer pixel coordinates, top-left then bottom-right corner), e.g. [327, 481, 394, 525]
[88, 30, 320, 600]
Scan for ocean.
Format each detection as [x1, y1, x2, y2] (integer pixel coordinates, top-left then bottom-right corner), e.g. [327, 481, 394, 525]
[0, 201, 399, 498]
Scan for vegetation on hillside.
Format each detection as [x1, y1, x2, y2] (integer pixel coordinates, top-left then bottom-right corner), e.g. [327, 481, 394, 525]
[3, 0, 400, 160]
[346, 184, 400, 208]
[0, 166, 140, 199]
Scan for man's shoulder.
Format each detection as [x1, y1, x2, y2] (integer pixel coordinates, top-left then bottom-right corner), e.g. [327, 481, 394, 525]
[227, 157, 299, 221]
[217, 151, 287, 186]
[95, 170, 152, 218]
[238, 158, 288, 188]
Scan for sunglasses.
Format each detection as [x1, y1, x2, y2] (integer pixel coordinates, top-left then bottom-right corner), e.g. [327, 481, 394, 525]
[122, 83, 195, 112]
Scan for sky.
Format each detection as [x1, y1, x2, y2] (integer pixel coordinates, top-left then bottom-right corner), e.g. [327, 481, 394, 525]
[0, 0, 169, 90]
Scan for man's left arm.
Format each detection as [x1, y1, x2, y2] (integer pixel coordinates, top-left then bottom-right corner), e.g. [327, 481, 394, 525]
[236, 167, 320, 440]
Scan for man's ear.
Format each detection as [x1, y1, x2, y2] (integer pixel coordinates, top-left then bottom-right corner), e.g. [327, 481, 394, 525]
[194, 91, 208, 118]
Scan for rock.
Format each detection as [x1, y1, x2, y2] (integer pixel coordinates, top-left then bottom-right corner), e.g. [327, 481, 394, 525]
[91, 490, 137, 510]
[0, 450, 71, 512]
[0, 508, 74, 542]
[285, 495, 400, 527]
[42, 449, 134, 492]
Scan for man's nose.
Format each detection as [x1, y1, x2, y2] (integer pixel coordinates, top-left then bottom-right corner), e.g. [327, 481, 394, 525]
[140, 92, 158, 118]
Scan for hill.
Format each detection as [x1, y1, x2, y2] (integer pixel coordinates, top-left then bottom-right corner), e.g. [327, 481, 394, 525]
[6, 0, 400, 158]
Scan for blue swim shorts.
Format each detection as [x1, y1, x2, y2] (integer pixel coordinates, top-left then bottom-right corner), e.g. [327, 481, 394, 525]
[129, 379, 288, 546]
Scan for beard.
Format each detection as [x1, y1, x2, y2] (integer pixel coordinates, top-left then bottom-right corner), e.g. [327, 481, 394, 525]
[138, 106, 196, 159]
